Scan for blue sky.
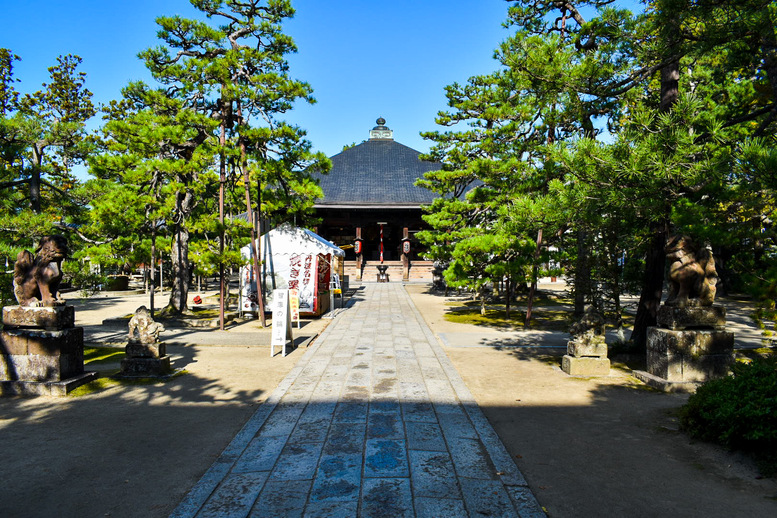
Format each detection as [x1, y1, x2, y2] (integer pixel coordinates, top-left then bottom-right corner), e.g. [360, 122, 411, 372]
[2, 0, 643, 166]
[2, 0, 510, 160]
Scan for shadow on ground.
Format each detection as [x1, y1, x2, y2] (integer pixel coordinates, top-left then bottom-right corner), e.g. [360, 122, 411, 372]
[0, 339, 301, 518]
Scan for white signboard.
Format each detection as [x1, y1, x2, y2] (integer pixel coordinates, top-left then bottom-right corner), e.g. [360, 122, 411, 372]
[270, 289, 294, 357]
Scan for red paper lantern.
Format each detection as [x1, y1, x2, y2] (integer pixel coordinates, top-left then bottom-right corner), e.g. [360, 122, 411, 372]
[354, 240, 362, 254]
[402, 241, 410, 254]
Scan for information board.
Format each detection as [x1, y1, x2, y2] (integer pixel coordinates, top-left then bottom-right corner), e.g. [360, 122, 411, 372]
[270, 289, 294, 356]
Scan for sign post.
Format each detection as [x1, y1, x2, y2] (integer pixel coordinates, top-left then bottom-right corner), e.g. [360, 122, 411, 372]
[271, 289, 294, 356]
[289, 288, 301, 329]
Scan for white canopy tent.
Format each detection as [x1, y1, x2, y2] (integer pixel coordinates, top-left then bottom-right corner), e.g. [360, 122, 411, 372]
[240, 224, 344, 317]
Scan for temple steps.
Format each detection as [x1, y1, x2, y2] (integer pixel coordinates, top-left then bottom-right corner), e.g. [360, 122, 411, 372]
[342, 260, 434, 283]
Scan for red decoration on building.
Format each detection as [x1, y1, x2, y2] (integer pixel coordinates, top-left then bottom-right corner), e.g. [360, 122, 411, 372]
[380, 225, 384, 263]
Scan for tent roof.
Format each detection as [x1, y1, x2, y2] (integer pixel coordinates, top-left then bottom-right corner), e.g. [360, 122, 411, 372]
[244, 224, 344, 257]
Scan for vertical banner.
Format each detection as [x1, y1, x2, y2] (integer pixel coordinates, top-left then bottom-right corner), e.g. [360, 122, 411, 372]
[289, 288, 300, 329]
[379, 224, 384, 262]
[271, 289, 294, 357]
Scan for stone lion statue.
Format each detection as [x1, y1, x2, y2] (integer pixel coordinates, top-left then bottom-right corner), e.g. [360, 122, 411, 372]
[665, 235, 717, 307]
[128, 306, 165, 344]
[569, 306, 606, 344]
[13, 235, 69, 307]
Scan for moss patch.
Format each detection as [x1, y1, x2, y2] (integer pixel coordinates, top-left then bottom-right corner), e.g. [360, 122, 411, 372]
[444, 306, 571, 331]
[84, 346, 125, 365]
[68, 369, 188, 397]
[68, 376, 121, 396]
[737, 347, 777, 362]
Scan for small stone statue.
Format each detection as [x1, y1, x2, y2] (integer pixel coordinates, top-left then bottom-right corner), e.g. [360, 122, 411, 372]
[569, 306, 606, 345]
[127, 306, 165, 345]
[665, 235, 717, 307]
[563, 306, 609, 376]
[122, 305, 171, 376]
[13, 235, 69, 307]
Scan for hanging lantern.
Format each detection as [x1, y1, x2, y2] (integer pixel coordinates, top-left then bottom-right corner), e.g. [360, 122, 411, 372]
[402, 240, 410, 255]
[354, 240, 362, 255]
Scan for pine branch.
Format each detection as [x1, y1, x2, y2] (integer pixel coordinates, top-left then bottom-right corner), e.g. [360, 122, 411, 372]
[53, 222, 109, 245]
[0, 178, 29, 190]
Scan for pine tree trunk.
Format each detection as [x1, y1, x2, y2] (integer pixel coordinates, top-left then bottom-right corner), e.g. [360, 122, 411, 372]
[168, 224, 190, 314]
[166, 188, 194, 315]
[505, 275, 511, 320]
[630, 24, 680, 347]
[30, 145, 43, 213]
[630, 220, 667, 347]
[757, 11, 777, 135]
[526, 228, 543, 324]
[574, 228, 589, 317]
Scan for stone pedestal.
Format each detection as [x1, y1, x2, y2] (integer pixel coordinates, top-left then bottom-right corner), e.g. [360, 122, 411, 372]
[120, 341, 172, 377]
[656, 305, 727, 330]
[1, 306, 97, 396]
[120, 355, 172, 377]
[646, 327, 734, 382]
[562, 338, 610, 376]
[634, 305, 734, 392]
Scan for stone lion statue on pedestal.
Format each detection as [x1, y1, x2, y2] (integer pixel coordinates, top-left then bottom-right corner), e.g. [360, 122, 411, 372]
[13, 235, 69, 307]
[128, 306, 165, 345]
[665, 235, 717, 307]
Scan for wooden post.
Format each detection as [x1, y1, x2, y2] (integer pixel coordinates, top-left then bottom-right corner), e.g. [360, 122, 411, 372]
[238, 101, 266, 327]
[355, 227, 363, 281]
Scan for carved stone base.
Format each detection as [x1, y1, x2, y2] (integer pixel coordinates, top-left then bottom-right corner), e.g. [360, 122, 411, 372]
[120, 356, 172, 377]
[567, 340, 607, 358]
[2, 305, 74, 329]
[562, 355, 610, 376]
[646, 327, 734, 382]
[1, 327, 85, 382]
[126, 341, 166, 359]
[1, 305, 94, 397]
[1, 371, 99, 396]
[656, 305, 726, 330]
[632, 370, 701, 393]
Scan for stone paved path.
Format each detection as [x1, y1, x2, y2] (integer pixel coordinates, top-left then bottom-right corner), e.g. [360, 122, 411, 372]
[170, 283, 544, 517]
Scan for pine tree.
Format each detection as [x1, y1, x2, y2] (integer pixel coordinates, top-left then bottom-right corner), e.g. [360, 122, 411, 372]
[87, 1, 329, 316]
[0, 50, 94, 259]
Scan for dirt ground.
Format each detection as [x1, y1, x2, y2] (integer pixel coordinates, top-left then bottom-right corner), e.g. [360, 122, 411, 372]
[1, 286, 776, 517]
[404, 284, 777, 517]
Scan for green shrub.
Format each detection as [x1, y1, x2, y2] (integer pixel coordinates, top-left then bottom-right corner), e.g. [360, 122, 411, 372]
[680, 357, 777, 476]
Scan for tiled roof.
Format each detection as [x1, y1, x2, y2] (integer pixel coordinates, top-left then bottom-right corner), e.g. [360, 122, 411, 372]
[315, 139, 441, 207]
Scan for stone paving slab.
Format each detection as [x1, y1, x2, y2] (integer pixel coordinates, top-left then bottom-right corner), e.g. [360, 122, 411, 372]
[170, 283, 544, 517]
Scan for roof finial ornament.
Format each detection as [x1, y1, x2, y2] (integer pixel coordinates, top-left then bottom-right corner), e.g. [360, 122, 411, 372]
[370, 117, 393, 140]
